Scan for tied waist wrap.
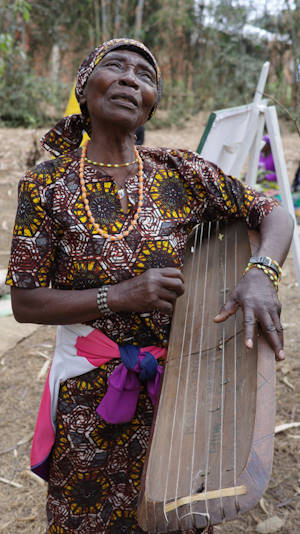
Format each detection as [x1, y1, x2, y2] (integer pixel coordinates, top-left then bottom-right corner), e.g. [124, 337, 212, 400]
[30, 325, 166, 481]
[97, 345, 163, 424]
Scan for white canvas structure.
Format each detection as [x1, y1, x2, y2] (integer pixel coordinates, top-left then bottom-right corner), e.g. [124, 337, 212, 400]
[197, 61, 300, 292]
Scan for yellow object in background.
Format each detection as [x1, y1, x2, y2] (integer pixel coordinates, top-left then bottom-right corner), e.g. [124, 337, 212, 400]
[65, 83, 89, 145]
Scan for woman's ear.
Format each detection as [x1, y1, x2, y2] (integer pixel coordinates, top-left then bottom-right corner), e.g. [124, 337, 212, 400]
[79, 95, 89, 119]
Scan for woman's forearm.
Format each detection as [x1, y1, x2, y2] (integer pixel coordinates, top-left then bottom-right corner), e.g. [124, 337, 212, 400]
[255, 205, 294, 265]
[11, 286, 100, 325]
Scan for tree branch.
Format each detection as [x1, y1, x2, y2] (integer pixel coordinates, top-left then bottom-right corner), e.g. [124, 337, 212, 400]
[262, 91, 300, 138]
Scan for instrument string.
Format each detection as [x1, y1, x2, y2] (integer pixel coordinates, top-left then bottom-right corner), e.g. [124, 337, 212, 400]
[179, 511, 210, 523]
[218, 223, 227, 518]
[203, 221, 218, 520]
[162, 225, 199, 527]
[174, 224, 203, 527]
[186, 223, 205, 526]
[141, 222, 261, 532]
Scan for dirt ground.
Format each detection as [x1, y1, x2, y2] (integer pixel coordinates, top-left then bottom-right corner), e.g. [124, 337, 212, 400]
[0, 114, 299, 533]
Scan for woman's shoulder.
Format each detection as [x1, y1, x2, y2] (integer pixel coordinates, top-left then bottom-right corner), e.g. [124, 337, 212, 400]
[138, 145, 199, 161]
[21, 149, 80, 188]
[138, 145, 211, 174]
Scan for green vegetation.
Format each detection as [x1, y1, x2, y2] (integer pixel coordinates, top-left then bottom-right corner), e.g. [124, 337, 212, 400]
[0, 0, 299, 128]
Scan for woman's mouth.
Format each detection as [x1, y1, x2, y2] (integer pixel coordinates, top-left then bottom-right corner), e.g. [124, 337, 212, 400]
[110, 93, 138, 109]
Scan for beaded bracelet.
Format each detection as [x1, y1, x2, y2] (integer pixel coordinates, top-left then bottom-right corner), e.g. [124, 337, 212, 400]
[266, 256, 282, 278]
[243, 263, 279, 290]
[97, 286, 113, 315]
[248, 256, 282, 280]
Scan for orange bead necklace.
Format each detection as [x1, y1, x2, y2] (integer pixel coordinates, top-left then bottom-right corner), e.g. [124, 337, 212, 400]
[79, 141, 144, 241]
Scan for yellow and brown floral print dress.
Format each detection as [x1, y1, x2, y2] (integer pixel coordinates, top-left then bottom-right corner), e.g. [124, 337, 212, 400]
[6, 146, 276, 534]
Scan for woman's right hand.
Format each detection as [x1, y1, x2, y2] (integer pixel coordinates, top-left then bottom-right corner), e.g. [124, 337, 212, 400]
[108, 268, 185, 316]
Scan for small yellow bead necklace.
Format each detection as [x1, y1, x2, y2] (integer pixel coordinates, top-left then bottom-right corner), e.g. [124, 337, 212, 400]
[84, 155, 138, 168]
[79, 141, 143, 242]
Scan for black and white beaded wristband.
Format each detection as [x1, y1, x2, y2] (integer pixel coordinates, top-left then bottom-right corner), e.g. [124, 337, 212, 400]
[97, 286, 112, 315]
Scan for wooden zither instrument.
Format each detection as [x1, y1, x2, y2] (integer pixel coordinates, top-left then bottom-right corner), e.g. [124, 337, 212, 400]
[138, 220, 276, 532]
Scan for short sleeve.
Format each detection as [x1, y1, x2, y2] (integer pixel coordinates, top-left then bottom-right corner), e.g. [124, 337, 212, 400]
[6, 172, 59, 288]
[174, 151, 278, 228]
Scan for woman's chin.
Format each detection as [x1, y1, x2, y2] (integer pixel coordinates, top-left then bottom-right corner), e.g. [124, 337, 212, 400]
[96, 112, 144, 133]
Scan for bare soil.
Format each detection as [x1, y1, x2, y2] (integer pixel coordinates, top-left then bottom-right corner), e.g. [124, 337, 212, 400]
[0, 114, 300, 533]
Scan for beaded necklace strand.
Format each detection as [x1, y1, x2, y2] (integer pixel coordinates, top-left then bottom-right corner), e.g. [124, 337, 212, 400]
[84, 155, 138, 168]
[79, 141, 143, 242]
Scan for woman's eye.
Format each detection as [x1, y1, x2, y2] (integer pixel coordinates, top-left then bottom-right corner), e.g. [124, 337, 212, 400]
[140, 71, 155, 83]
[107, 61, 122, 68]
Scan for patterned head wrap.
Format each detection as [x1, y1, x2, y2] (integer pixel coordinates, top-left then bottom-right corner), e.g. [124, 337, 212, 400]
[41, 38, 162, 156]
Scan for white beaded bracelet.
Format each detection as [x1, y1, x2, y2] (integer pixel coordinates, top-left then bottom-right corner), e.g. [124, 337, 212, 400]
[96, 286, 112, 315]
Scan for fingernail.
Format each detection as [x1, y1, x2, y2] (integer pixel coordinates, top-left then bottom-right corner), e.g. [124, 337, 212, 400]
[246, 339, 253, 349]
[278, 350, 285, 360]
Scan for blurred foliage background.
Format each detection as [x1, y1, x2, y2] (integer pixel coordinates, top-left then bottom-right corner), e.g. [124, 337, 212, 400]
[0, 0, 299, 128]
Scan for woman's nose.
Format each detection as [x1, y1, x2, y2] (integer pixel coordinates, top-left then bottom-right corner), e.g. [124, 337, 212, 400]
[118, 68, 139, 88]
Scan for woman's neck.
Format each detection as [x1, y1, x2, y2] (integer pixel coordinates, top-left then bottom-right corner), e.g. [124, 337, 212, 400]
[84, 129, 140, 191]
[87, 129, 137, 165]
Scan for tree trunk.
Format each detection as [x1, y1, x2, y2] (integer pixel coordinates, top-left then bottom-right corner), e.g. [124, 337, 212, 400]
[114, 0, 122, 36]
[285, 0, 300, 111]
[135, 0, 144, 38]
[122, 0, 129, 36]
[94, 0, 101, 44]
[101, 0, 108, 41]
[51, 44, 60, 83]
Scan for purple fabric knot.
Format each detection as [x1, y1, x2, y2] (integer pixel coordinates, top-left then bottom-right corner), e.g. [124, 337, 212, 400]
[119, 345, 158, 382]
[96, 345, 163, 424]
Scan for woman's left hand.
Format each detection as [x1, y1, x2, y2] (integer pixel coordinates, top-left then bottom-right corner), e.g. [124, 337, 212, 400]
[214, 267, 284, 361]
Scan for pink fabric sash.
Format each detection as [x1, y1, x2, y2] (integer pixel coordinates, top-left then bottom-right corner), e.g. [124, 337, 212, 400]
[30, 324, 166, 481]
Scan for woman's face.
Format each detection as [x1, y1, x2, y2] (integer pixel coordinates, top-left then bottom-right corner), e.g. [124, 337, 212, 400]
[262, 142, 271, 157]
[82, 49, 158, 132]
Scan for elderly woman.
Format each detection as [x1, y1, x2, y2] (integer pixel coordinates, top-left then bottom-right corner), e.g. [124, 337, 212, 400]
[6, 39, 293, 534]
